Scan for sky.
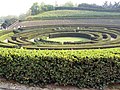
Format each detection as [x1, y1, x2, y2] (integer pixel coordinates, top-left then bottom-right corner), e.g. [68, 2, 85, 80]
[0, 0, 120, 17]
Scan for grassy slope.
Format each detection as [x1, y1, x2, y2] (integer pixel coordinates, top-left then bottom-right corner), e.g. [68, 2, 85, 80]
[27, 10, 120, 20]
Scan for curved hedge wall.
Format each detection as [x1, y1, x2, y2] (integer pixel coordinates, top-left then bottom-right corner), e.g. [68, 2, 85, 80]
[1, 25, 120, 49]
[0, 48, 120, 89]
[49, 32, 92, 39]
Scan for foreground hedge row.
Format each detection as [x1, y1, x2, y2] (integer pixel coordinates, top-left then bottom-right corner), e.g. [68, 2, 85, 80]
[0, 48, 120, 89]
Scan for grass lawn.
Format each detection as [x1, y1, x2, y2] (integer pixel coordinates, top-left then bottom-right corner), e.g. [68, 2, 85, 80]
[47, 37, 90, 42]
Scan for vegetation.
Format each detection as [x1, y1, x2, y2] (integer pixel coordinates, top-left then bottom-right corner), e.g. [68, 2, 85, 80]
[28, 1, 120, 16]
[0, 32, 14, 41]
[0, 24, 119, 50]
[0, 48, 120, 89]
[27, 10, 120, 20]
[0, 1, 120, 89]
[77, 1, 120, 10]
[47, 37, 89, 42]
[30, 2, 55, 15]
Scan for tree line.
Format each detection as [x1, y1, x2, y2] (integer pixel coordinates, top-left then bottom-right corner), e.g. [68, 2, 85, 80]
[30, 1, 120, 15]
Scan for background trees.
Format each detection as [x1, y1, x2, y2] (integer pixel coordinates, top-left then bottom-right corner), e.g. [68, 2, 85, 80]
[1, 1, 120, 28]
[78, 3, 102, 9]
[29, 1, 120, 16]
[102, 1, 120, 8]
[30, 2, 55, 15]
[30, 2, 40, 15]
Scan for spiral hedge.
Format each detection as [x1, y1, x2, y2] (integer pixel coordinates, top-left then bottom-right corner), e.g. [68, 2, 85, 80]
[1, 25, 120, 50]
[0, 21, 120, 89]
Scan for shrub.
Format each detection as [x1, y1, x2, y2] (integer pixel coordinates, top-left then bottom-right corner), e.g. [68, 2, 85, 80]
[0, 48, 120, 89]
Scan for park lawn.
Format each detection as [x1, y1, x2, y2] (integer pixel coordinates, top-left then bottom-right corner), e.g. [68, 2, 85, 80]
[47, 37, 90, 42]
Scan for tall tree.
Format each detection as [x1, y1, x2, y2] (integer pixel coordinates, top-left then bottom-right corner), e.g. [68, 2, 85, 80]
[30, 2, 40, 15]
[113, 2, 120, 8]
[103, 1, 108, 8]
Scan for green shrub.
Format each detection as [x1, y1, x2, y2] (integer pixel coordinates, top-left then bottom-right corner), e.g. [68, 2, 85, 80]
[0, 48, 120, 89]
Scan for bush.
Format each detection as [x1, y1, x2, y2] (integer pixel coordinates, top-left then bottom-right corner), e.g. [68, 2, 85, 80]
[0, 48, 120, 89]
[55, 6, 120, 12]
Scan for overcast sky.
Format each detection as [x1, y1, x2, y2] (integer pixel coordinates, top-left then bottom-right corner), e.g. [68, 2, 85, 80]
[0, 0, 120, 17]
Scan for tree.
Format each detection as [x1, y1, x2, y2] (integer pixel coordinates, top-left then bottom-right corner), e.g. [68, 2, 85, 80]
[41, 5, 55, 11]
[113, 2, 120, 8]
[103, 1, 108, 8]
[102, 1, 120, 9]
[78, 3, 102, 9]
[63, 1, 74, 7]
[30, 2, 55, 15]
[30, 2, 40, 15]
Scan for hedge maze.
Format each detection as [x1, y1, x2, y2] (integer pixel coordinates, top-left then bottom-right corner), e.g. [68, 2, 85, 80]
[0, 20, 120, 89]
[1, 22, 120, 50]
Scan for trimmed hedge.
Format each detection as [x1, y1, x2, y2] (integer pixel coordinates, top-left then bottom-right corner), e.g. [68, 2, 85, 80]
[0, 48, 120, 89]
[55, 6, 120, 12]
[49, 32, 92, 39]
[2, 25, 120, 49]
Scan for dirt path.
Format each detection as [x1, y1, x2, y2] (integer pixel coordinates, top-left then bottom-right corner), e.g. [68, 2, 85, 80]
[0, 78, 120, 90]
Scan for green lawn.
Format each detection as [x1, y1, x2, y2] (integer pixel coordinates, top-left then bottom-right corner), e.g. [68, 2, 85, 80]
[27, 10, 120, 20]
[47, 37, 89, 42]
